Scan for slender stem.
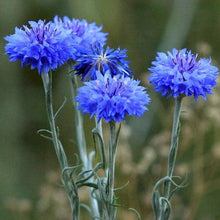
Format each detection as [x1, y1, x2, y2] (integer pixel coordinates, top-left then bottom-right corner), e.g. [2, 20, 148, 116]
[41, 71, 79, 220]
[167, 97, 182, 178]
[107, 121, 118, 220]
[108, 121, 116, 203]
[161, 97, 183, 219]
[95, 117, 107, 173]
[41, 71, 69, 170]
[68, 69, 100, 219]
[69, 72, 88, 167]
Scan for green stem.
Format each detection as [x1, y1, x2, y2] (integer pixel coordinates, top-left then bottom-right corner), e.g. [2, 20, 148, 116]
[107, 121, 118, 220]
[41, 71, 79, 220]
[42, 72, 64, 167]
[95, 116, 107, 173]
[69, 72, 88, 167]
[162, 97, 183, 219]
[68, 70, 100, 219]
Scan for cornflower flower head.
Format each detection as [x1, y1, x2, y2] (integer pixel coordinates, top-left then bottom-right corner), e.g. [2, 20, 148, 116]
[76, 72, 150, 123]
[4, 19, 75, 74]
[148, 48, 219, 101]
[53, 15, 108, 58]
[74, 42, 133, 81]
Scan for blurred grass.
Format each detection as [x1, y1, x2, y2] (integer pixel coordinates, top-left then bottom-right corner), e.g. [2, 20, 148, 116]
[0, 0, 220, 219]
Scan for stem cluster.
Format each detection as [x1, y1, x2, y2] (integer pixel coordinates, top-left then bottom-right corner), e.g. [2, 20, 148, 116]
[41, 70, 121, 220]
[152, 97, 184, 220]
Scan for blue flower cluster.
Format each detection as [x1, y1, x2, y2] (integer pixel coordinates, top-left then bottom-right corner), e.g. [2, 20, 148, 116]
[76, 72, 150, 123]
[4, 16, 107, 74]
[74, 42, 132, 81]
[5, 15, 150, 123]
[4, 15, 151, 123]
[70, 22, 149, 122]
[148, 48, 219, 100]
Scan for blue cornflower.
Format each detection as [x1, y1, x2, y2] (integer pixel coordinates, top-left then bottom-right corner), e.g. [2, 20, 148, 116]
[74, 43, 133, 81]
[148, 48, 219, 100]
[53, 15, 108, 58]
[4, 19, 75, 74]
[76, 72, 150, 123]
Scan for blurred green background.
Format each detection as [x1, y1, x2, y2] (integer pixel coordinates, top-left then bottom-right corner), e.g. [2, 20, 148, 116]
[1, 0, 220, 219]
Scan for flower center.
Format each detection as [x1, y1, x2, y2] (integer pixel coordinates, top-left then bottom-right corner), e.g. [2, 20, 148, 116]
[104, 78, 123, 98]
[25, 21, 56, 44]
[98, 54, 107, 63]
[95, 54, 108, 71]
[172, 51, 197, 74]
